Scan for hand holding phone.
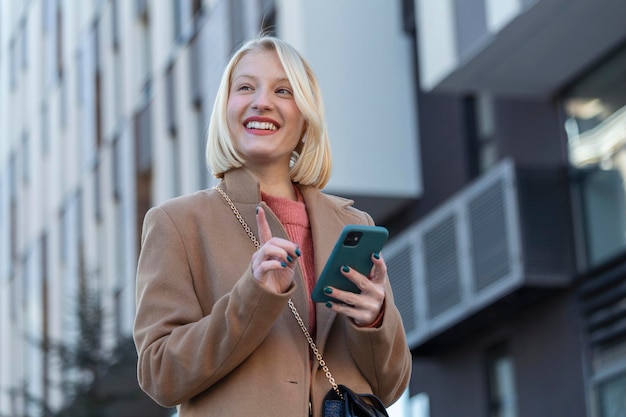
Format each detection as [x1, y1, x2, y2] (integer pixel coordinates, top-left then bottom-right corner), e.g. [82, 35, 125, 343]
[311, 225, 389, 303]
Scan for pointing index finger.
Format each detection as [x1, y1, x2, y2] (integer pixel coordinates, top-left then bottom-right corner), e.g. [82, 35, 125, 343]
[256, 206, 273, 245]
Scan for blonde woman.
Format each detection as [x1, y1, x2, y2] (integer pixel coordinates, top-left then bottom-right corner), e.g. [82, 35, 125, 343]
[133, 35, 411, 417]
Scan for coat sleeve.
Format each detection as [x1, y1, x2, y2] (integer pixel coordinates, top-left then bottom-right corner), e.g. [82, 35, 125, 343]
[344, 287, 412, 406]
[133, 207, 294, 407]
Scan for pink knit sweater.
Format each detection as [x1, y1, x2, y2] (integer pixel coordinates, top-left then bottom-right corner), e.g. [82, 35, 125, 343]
[262, 188, 317, 336]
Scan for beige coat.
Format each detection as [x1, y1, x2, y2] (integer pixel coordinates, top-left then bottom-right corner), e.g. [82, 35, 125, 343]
[133, 168, 412, 417]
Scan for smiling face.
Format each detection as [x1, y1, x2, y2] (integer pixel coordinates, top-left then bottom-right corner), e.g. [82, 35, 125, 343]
[226, 49, 306, 173]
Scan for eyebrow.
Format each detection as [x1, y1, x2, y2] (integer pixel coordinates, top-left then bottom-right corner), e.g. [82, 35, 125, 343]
[232, 74, 291, 84]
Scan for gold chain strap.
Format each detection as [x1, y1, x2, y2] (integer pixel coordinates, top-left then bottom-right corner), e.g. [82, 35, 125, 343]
[213, 185, 342, 398]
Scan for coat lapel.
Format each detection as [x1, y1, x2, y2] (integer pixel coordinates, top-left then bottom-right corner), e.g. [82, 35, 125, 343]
[220, 168, 367, 354]
[299, 185, 365, 353]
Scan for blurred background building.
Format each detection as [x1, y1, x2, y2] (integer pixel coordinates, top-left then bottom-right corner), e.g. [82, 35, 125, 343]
[0, 0, 625, 416]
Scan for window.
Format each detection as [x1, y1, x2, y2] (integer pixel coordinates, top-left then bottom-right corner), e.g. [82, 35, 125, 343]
[20, 18, 28, 71]
[486, 343, 518, 417]
[93, 160, 102, 223]
[134, 102, 152, 175]
[563, 44, 626, 269]
[165, 63, 181, 196]
[189, 33, 203, 108]
[41, 103, 50, 155]
[9, 154, 17, 264]
[112, 135, 122, 202]
[9, 37, 17, 90]
[597, 371, 626, 417]
[592, 337, 626, 417]
[21, 132, 30, 185]
[111, 0, 119, 50]
[194, 107, 208, 189]
[80, 28, 98, 166]
[170, 136, 181, 197]
[59, 72, 68, 129]
[43, 0, 59, 87]
[173, 0, 190, 42]
[165, 63, 177, 135]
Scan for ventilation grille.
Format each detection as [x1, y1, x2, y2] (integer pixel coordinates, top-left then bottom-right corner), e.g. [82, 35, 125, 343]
[468, 178, 512, 293]
[385, 159, 528, 349]
[423, 214, 462, 319]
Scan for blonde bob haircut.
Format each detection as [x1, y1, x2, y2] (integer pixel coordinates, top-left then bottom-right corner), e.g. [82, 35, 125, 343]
[206, 35, 332, 189]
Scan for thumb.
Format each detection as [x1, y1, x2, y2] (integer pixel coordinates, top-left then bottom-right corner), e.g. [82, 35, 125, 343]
[256, 206, 273, 245]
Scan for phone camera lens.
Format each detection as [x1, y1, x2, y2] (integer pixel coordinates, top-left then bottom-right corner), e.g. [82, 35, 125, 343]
[344, 231, 362, 247]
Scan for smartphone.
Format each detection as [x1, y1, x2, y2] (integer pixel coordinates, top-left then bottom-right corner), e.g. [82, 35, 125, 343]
[311, 224, 389, 303]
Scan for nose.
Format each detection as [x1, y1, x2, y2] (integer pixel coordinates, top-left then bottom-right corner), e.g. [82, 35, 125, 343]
[251, 88, 274, 111]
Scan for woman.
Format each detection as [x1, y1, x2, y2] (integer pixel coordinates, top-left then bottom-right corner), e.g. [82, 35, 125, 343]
[133, 35, 411, 417]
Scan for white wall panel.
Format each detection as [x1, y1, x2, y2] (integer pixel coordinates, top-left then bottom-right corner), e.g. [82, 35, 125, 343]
[278, 0, 421, 199]
[416, 0, 457, 91]
[485, 0, 522, 32]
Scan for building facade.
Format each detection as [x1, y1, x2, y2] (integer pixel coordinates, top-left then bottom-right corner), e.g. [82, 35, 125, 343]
[386, 0, 626, 416]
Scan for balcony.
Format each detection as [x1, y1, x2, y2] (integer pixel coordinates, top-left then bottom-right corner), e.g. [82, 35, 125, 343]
[385, 159, 575, 353]
[416, 0, 626, 97]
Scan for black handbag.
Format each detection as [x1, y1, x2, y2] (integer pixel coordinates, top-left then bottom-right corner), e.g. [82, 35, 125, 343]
[323, 384, 389, 417]
[214, 186, 390, 417]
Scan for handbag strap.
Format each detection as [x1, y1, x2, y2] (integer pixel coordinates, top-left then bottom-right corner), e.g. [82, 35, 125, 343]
[213, 185, 342, 398]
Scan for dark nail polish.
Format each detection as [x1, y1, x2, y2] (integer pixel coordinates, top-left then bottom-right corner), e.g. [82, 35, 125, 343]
[281, 261, 287, 268]
[373, 252, 380, 260]
[323, 287, 333, 294]
[325, 302, 332, 308]
[342, 265, 350, 273]
[295, 248, 301, 257]
[256, 206, 259, 215]
[287, 255, 293, 263]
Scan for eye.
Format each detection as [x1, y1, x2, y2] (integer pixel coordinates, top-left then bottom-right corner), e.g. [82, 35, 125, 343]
[276, 87, 293, 96]
[237, 84, 253, 91]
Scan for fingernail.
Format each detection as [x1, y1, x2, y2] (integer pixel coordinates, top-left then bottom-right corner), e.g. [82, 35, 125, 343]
[323, 287, 333, 294]
[295, 247, 301, 257]
[342, 265, 350, 273]
[256, 206, 259, 215]
[287, 255, 293, 263]
[373, 252, 380, 260]
[280, 261, 287, 268]
[325, 302, 332, 308]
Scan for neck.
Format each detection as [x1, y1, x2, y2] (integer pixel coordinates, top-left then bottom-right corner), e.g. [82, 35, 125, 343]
[249, 165, 297, 201]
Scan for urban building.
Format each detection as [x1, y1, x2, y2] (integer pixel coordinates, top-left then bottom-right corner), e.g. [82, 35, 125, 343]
[387, 0, 626, 416]
[1, 0, 625, 416]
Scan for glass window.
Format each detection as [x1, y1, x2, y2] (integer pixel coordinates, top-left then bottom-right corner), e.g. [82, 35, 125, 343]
[59, 72, 68, 129]
[598, 371, 626, 417]
[189, 34, 203, 108]
[111, 0, 119, 50]
[93, 160, 102, 223]
[41, 103, 50, 155]
[195, 108, 208, 189]
[170, 137, 181, 197]
[134, 102, 152, 174]
[563, 44, 626, 268]
[21, 132, 30, 185]
[112, 135, 122, 201]
[486, 344, 518, 417]
[173, 0, 191, 42]
[165, 63, 177, 135]
[9, 38, 17, 90]
[20, 18, 28, 71]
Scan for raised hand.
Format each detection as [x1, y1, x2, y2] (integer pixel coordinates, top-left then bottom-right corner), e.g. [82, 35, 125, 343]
[323, 253, 387, 327]
[250, 206, 301, 294]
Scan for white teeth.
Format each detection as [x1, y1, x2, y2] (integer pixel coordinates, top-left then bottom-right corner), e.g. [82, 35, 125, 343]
[245, 121, 277, 131]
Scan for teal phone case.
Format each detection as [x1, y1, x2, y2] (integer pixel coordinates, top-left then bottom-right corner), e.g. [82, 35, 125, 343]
[311, 225, 389, 303]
